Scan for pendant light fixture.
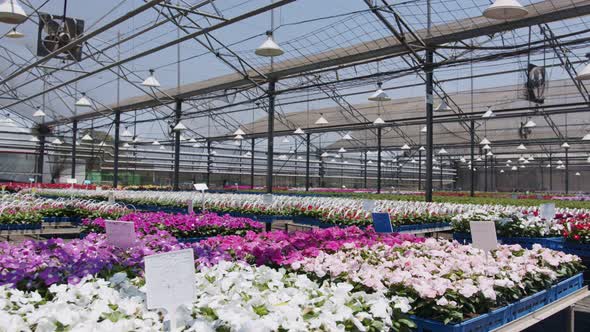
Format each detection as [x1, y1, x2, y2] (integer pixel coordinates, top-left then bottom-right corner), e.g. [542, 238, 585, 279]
[401, 144, 410, 150]
[160, 145, 166, 150]
[561, 142, 570, 148]
[52, 138, 62, 145]
[342, 133, 352, 140]
[255, 31, 284, 57]
[500, 169, 505, 173]
[482, 144, 491, 150]
[524, 119, 536, 128]
[368, 82, 390, 102]
[6, 28, 23, 38]
[315, 113, 328, 125]
[483, 0, 528, 20]
[419, 146, 426, 151]
[367, 160, 373, 164]
[435, 99, 452, 112]
[373, 116, 385, 125]
[321, 152, 329, 158]
[33, 107, 46, 117]
[234, 128, 245, 136]
[189, 137, 197, 143]
[519, 156, 526, 162]
[421, 126, 427, 133]
[480, 137, 491, 145]
[0, 0, 27, 24]
[438, 148, 448, 155]
[511, 166, 518, 171]
[81, 134, 93, 141]
[576, 172, 581, 176]
[338, 147, 346, 153]
[121, 127, 133, 137]
[152, 140, 160, 145]
[234, 134, 244, 140]
[29, 136, 39, 142]
[123, 143, 130, 148]
[582, 133, 590, 140]
[142, 69, 161, 88]
[173, 121, 187, 131]
[281, 137, 289, 143]
[576, 60, 590, 80]
[293, 127, 305, 135]
[482, 106, 495, 118]
[75, 93, 93, 108]
[516, 143, 527, 150]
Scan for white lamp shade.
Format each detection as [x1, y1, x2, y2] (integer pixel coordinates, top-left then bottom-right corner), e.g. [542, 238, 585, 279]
[52, 138, 62, 145]
[338, 147, 346, 153]
[29, 136, 39, 142]
[419, 146, 425, 151]
[576, 172, 581, 176]
[75, 94, 93, 108]
[582, 133, 590, 141]
[152, 140, 160, 145]
[421, 126, 427, 133]
[527, 156, 535, 161]
[293, 127, 305, 134]
[576, 63, 590, 80]
[401, 144, 410, 150]
[33, 108, 46, 117]
[561, 142, 570, 148]
[321, 152, 329, 158]
[511, 166, 518, 171]
[557, 160, 563, 164]
[482, 107, 495, 118]
[373, 116, 385, 125]
[233, 128, 245, 136]
[160, 145, 166, 150]
[245, 151, 252, 157]
[587, 156, 590, 163]
[516, 144, 527, 150]
[460, 157, 466, 163]
[255, 34, 284, 57]
[480, 137, 491, 145]
[476, 157, 482, 161]
[507, 160, 512, 163]
[189, 138, 197, 143]
[142, 70, 161, 87]
[234, 134, 244, 140]
[81, 134, 93, 141]
[482, 144, 491, 150]
[342, 133, 352, 140]
[121, 128, 133, 137]
[368, 88, 390, 102]
[0, 0, 27, 24]
[367, 160, 373, 164]
[524, 120, 536, 128]
[123, 143, 130, 148]
[173, 121, 187, 131]
[438, 148, 448, 154]
[315, 114, 328, 125]
[6, 28, 24, 38]
[500, 169, 505, 173]
[281, 137, 290, 143]
[483, 0, 528, 20]
[435, 100, 452, 112]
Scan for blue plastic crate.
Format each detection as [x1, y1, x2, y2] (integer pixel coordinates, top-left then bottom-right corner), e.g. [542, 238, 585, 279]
[177, 236, 211, 243]
[412, 305, 511, 332]
[563, 242, 590, 257]
[499, 237, 564, 250]
[292, 216, 320, 226]
[547, 273, 584, 302]
[510, 289, 549, 320]
[453, 232, 472, 244]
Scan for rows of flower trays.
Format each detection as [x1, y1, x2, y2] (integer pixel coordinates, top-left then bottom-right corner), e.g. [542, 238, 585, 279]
[0, 223, 585, 331]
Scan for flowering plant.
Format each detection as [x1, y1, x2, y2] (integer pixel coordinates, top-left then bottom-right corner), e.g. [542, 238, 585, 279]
[451, 210, 565, 238]
[83, 212, 265, 238]
[562, 213, 590, 243]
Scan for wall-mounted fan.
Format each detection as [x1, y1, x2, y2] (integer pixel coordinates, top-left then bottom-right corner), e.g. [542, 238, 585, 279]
[37, 12, 84, 61]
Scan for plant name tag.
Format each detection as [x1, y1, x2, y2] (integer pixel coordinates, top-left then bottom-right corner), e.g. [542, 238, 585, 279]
[145, 249, 195, 311]
[107, 192, 115, 204]
[362, 199, 375, 212]
[66, 178, 77, 184]
[105, 220, 136, 249]
[262, 194, 273, 205]
[539, 203, 555, 220]
[187, 199, 194, 214]
[469, 221, 497, 252]
[372, 213, 393, 233]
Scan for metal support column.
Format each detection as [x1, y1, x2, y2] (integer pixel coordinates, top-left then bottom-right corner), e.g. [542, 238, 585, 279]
[266, 80, 276, 194]
[71, 120, 77, 179]
[440, 158, 443, 189]
[36, 133, 46, 183]
[250, 138, 255, 189]
[113, 111, 121, 188]
[425, 49, 434, 202]
[565, 148, 569, 194]
[549, 153, 553, 192]
[363, 152, 368, 189]
[418, 150, 422, 190]
[206, 140, 211, 186]
[470, 119, 475, 197]
[173, 100, 182, 191]
[484, 155, 488, 192]
[377, 127, 382, 194]
[305, 133, 311, 191]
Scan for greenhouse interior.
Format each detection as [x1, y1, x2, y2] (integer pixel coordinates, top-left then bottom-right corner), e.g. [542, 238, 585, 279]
[2, 0, 590, 331]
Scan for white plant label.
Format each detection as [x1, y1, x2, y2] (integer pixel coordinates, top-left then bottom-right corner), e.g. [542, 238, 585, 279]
[362, 199, 375, 212]
[145, 248, 195, 331]
[105, 220, 136, 249]
[187, 199, 194, 214]
[107, 192, 115, 204]
[262, 194, 273, 206]
[540, 203, 556, 220]
[469, 221, 498, 252]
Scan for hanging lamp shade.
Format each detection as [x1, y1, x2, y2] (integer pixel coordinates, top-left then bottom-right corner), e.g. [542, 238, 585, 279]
[173, 121, 187, 131]
[511, 166, 518, 171]
[142, 69, 161, 87]
[500, 169, 505, 173]
[557, 160, 563, 165]
[419, 146, 426, 151]
[576, 172, 581, 176]
[342, 133, 352, 140]
[420, 126, 427, 133]
[435, 100, 452, 112]
[587, 156, 590, 163]
[480, 137, 491, 145]
[234, 134, 244, 140]
[528, 156, 535, 161]
[367, 160, 373, 164]
[123, 143, 130, 148]
[188, 137, 197, 143]
[281, 137, 289, 143]
[518, 156, 525, 162]
[321, 152, 329, 158]
[33, 108, 46, 117]
[338, 147, 346, 153]
[279, 154, 287, 160]
[233, 128, 246, 136]
[411, 158, 417, 163]
[75, 93, 93, 108]
[121, 127, 133, 137]
[255, 31, 284, 57]
[29, 136, 39, 142]
[0, 0, 27, 24]
[576, 63, 590, 80]
[368, 82, 390, 102]
[438, 148, 448, 154]
[245, 151, 252, 157]
[561, 142, 570, 148]
[315, 114, 328, 125]
[482, 107, 495, 118]
[51, 138, 62, 145]
[516, 143, 527, 150]
[160, 145, 166, 150]
[483, 0, 528, 20]
[401, 144, 410, 150]
[293, 127, 305, 135]
[546, 164, 551, 168]
[507, 159, 512, 163]
[482, 144, 491, 150]
[460, 157, 467, 163]
[582, 133, 590, 141]
[152, 140, 160, 145]
[524, 120, 536, 128]
[6, 28, 23, 38]
[476, 156, 483, 161]
[193, 142, 201, 148]
[373, 116, 385, 125]
[523, 159, 530, 164]
[81, 134, 93, 141]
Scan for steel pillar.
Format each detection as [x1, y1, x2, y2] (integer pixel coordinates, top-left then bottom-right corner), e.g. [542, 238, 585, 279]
[173, 100, 182, 191]
[266, 80, 276, 194]
[206, 140, 211, 186]
[425, 49, 434, 202]
[305, 133, 311, 191]
[565, 147, 569, 194]
[250, 138, 255, 189]
[36, 133, 46, 183]
[470, 119, 475, 197]
[418, 150, 422, 190]
[549, 153, 553, 192]
[484, 154, 488, 192]
[377, 127, 382, 194]
[113, 111, 120, 188]
[71, 120, 77, 179]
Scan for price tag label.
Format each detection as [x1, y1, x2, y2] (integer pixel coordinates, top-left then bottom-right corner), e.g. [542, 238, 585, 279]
[145, 249, 195, 311]
[105, 220, 136, 249]
[194, 183, 208, 191]
[469, 221, 497, 252]
[107, 192, 115, 204]
[539, 203, 556, 220]
[187, 199, 194, 214]
[262, 194, 273, 206]
[372, 213, 393, 233]
[362, 199, 375, 212]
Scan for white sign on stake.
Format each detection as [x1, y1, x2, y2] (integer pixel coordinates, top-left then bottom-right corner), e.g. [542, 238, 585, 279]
[540, 203, 556, 220]
[469, 221, 498, 252]
[187, 199, 194, 214]
[66, 178, 78, 184]
[362, 199, 375, 212]
[107, 192, 115, 204]
[145, 249, 195, 331]
[193, 183, 208, 212]
[105, 220, 136, 249]
[262, 194, 273, 206]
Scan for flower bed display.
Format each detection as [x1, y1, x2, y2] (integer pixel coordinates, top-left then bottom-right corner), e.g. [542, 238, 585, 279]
[83, 212, 265, 240]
